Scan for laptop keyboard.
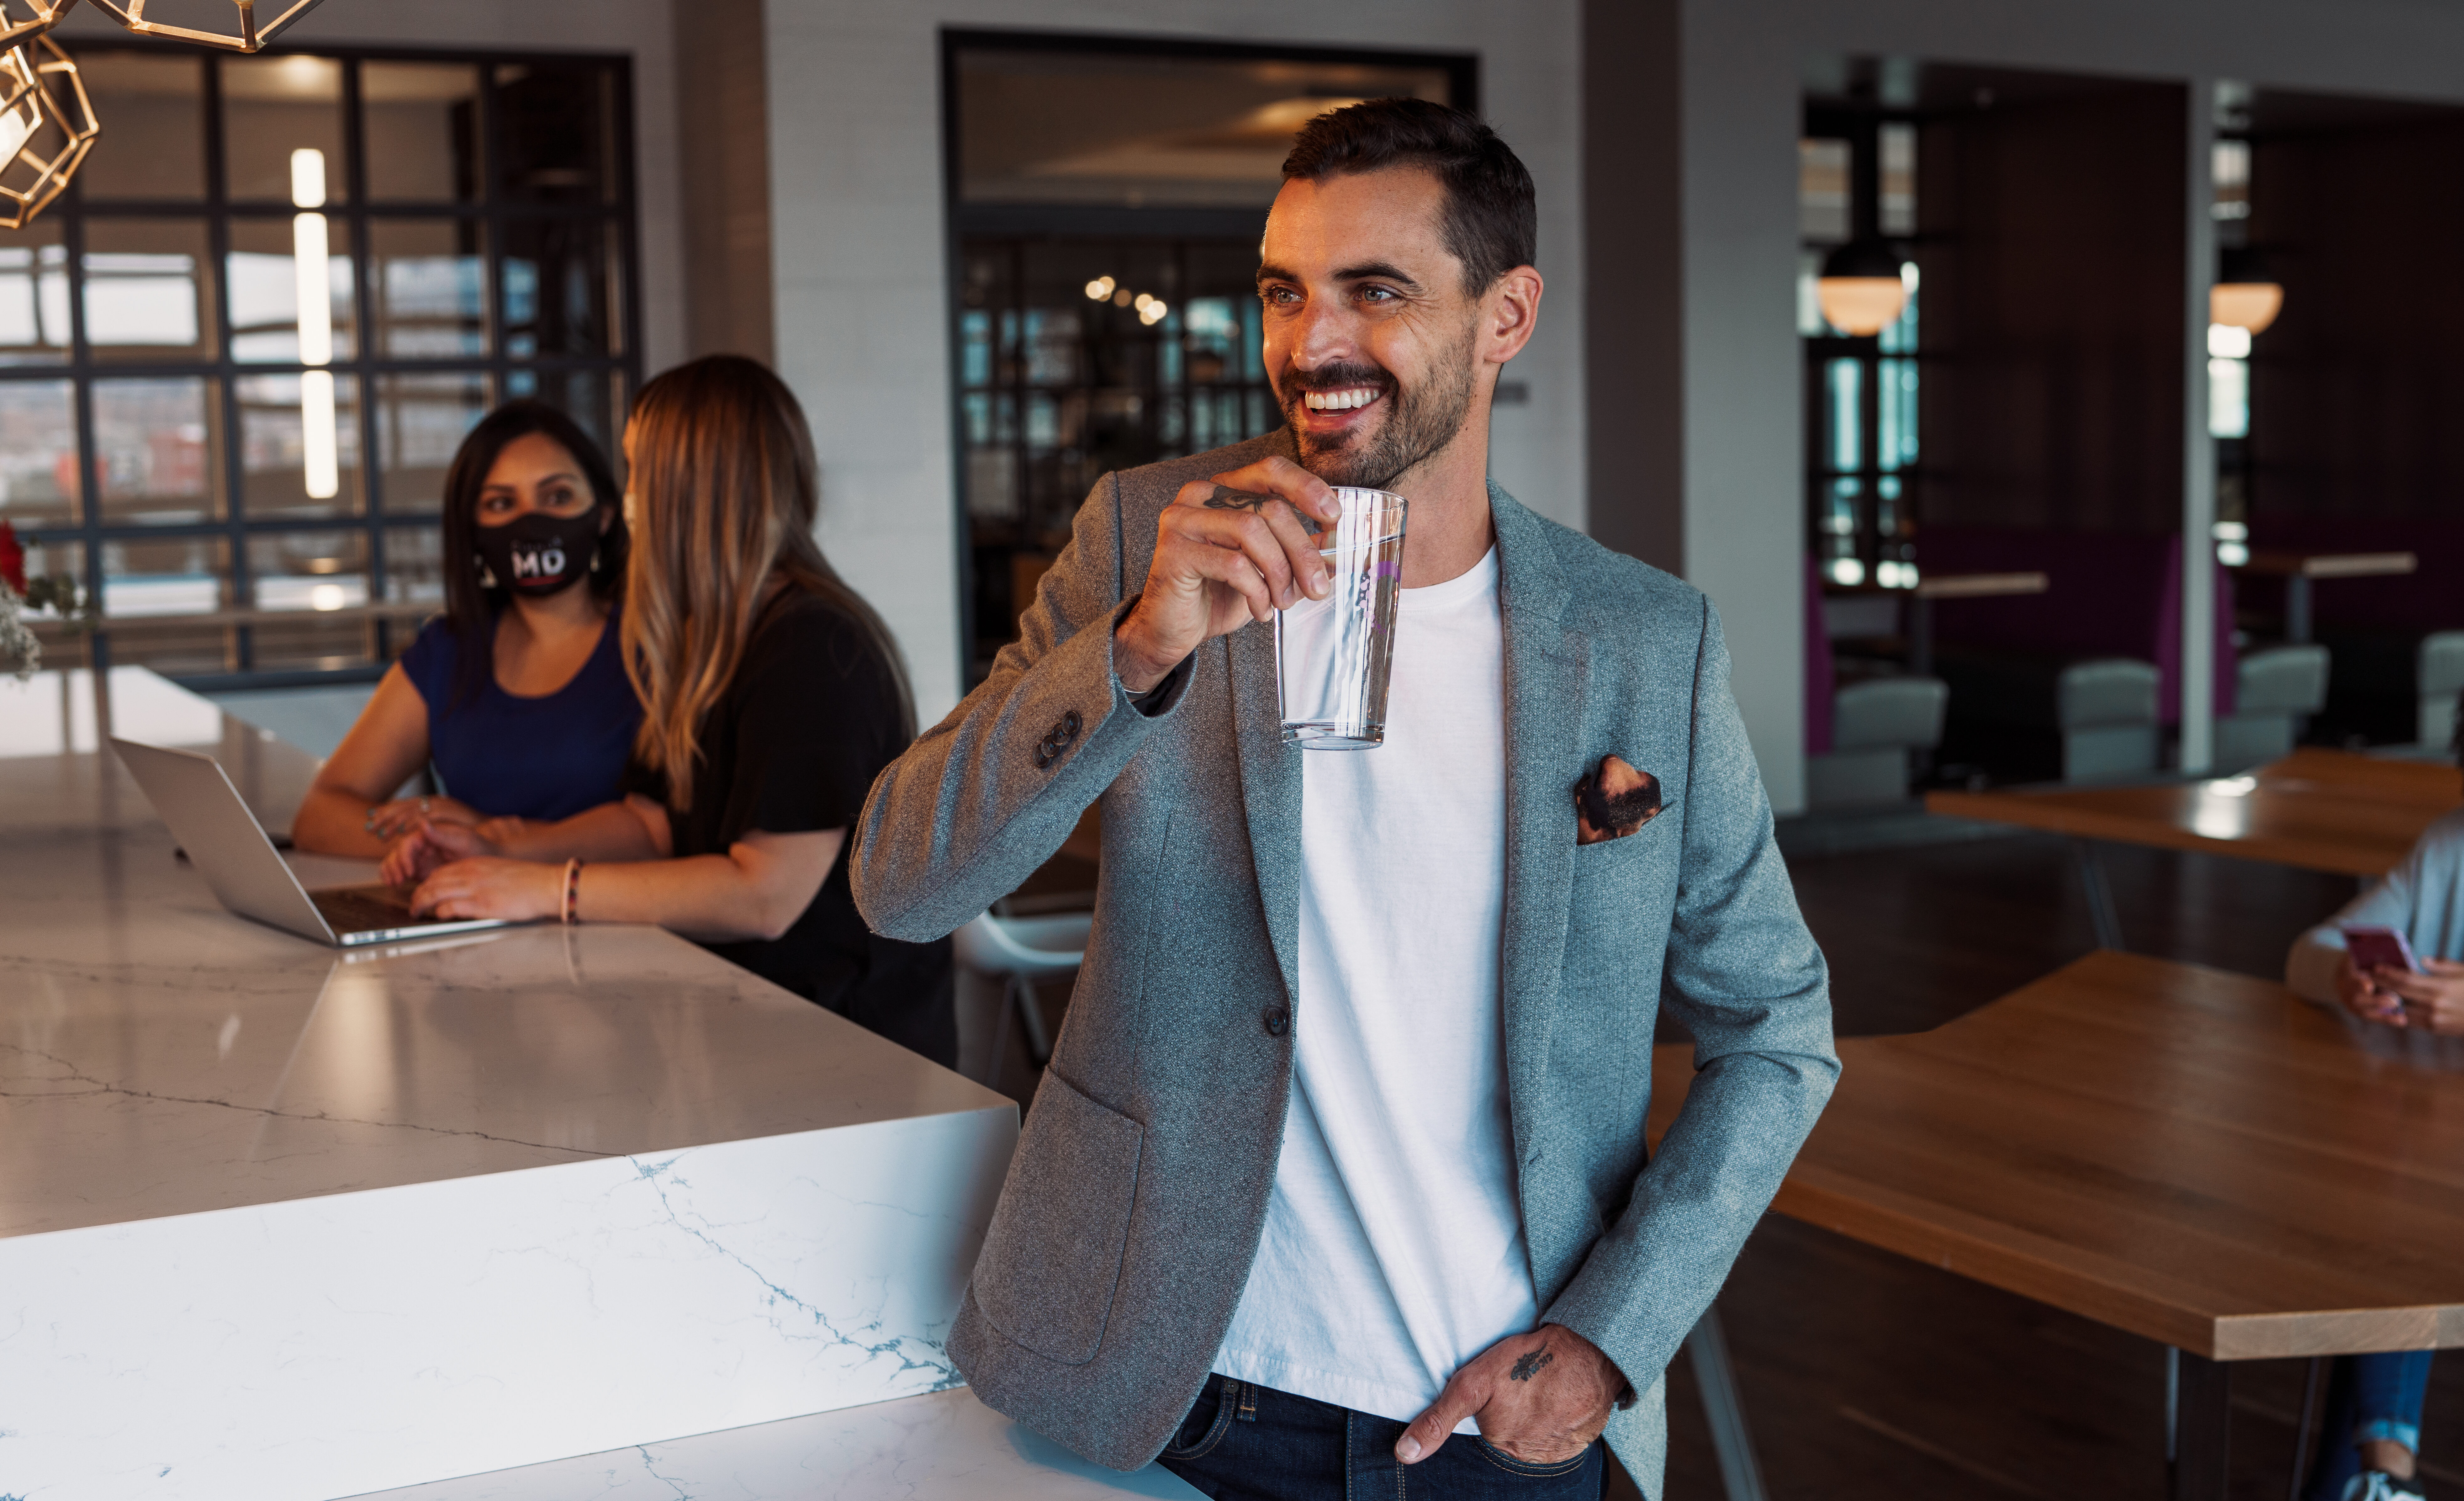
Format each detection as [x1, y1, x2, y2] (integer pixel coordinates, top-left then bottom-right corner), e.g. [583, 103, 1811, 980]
[312, 883, 425, 936]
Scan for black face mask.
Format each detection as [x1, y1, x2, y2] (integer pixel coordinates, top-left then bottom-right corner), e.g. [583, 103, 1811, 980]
[474, 507, 602, 598]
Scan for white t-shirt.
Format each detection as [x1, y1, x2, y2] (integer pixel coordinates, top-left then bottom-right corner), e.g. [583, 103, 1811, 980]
[1213, 547, 1534, 1430]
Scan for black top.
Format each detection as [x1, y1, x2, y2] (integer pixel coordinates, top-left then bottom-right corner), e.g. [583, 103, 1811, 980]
[626, 591, 954, 1066]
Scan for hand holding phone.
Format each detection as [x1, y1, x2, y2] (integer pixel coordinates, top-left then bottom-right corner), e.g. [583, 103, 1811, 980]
[2341, 924, 2422, 976]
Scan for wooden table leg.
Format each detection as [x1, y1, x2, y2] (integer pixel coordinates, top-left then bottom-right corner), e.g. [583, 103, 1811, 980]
[2071, 838, 2126, 951]
[2168, 1347, 2231, 1501]
[1685, 1305, 1769, 1501]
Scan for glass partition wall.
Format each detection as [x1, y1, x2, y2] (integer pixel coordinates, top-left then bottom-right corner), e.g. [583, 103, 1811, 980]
[943, 33, 1472, 683]
[8, 45, 637, 686]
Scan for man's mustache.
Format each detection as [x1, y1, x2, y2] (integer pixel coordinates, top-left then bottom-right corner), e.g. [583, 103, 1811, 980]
[1282, 363, 1395, 395]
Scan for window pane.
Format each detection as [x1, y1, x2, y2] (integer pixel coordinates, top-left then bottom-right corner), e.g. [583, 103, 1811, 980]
[0, 378, 77, 528]
[238, 371, 363, 519]
[0, 220, 67, 364]
[248, 528, 367, 612]
[371, 219, 485, 357]
[500, 218, 618, 358]
[84, 219, 215, 362]
[383, 522, 443, 606]
[503, 365, 615, 458]
[222, 54, 347, 204]
[251, 530, 374, 671]
[77, 51, 205, 200]
[364, 62, 480, 202]
[494, 61, 616, 204]
[103, 534, 230, 618]
[101, 619, 233, 676]
[94, 377, 219, 525]
[376, 370, 489, 515]
[227, 215, 357, 363]
[1800, 139, 1850, 243]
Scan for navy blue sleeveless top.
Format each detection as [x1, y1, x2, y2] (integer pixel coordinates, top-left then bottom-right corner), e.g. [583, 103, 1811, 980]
[399, 606, 642, 823]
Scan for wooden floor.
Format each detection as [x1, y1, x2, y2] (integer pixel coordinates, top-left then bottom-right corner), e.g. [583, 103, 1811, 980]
[988, 823, 2462, 1499]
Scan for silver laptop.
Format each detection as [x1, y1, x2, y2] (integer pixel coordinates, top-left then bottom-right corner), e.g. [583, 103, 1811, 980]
[110, 737, 515, 948]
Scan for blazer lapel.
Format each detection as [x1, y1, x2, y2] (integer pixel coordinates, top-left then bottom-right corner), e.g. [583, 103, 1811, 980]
[1227, 618, 1303, 1004]
[1492, 483, 1584, 1149]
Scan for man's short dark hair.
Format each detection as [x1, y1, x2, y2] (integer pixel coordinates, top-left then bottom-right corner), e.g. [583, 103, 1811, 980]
[1282, 98, 1536, 296]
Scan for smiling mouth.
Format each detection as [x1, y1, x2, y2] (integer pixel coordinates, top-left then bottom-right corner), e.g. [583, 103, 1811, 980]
[1302, 386, 1382, 413]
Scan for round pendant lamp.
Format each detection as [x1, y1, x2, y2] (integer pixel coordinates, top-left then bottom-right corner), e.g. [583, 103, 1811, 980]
[2211, 246, 2283, 335]
[1816, 239, 1909, 337]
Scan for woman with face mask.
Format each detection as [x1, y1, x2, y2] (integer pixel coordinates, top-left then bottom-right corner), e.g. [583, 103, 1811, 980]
[377, 357, 954, 1065]
[292, 401, 638, 857]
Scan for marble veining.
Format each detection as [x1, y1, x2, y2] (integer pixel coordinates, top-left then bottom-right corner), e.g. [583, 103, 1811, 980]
[0, 671, 1025, 1500]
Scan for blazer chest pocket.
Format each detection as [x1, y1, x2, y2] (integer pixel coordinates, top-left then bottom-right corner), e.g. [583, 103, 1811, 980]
[1568, 814, 1675, 952]
[972, 1069, 1146, 1366]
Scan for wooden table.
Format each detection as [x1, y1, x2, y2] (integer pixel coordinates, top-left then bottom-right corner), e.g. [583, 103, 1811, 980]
[1654, 950, 2464, 1498]
[1825, 570, 2050, 677]
[1927, 748, 2459, 947]
[2233, 550, 2418, 643]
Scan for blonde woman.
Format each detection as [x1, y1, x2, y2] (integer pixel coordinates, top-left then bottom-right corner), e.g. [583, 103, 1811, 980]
[383, 356, 953, 1064]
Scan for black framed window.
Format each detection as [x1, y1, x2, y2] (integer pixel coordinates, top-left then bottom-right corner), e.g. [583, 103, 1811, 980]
[1801, 112, 1922, 590]
[9, 43, 639, 688]
[943, 31, 1474, 682]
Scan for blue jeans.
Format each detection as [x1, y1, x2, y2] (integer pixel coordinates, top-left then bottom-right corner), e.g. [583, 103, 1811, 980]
[1156, 1373, 1607, 1501]
[2303, 1351, 2435, 1501]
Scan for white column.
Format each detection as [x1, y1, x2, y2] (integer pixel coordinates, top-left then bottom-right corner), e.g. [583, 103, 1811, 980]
[2180, 81, 2220, 774]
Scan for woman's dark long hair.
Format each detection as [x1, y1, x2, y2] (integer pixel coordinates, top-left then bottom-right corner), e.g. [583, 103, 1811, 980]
[437, 400, 627, 707]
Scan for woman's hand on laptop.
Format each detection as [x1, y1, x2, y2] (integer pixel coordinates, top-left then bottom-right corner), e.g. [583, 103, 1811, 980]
[380, 819, 501, 886]
[407, 856, 561, 923]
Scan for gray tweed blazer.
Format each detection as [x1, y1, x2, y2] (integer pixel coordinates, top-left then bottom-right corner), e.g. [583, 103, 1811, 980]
[852, 431, 1838, 1497]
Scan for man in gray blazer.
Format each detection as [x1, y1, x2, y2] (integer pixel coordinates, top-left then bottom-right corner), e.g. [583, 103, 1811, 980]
[854, 99, 1836, 1499]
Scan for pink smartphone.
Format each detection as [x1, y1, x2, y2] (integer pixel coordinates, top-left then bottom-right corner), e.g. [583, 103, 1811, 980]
[2341, 925, 2422, 975]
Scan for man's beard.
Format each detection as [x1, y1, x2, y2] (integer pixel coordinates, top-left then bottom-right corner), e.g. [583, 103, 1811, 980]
[1280, 328, 1478, 491]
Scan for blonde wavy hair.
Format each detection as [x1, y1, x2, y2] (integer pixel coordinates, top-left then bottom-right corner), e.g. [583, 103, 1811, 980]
[620, 355, 913, 810]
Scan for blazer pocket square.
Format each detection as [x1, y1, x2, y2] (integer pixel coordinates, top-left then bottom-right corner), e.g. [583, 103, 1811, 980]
[1574, 754, 1664, 846]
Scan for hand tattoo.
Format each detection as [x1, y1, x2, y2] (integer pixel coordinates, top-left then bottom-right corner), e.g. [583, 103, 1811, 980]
[1509, 1346, 1555, 1382]
[1203, 485, 1323, 534]
[1203, 485, 1276, 513]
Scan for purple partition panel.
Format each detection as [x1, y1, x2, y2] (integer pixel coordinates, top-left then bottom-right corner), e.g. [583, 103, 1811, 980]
[1805, 557, 1835, 755]
[1920, 528, 2234, 723]
[2245, 515, 2464, 634]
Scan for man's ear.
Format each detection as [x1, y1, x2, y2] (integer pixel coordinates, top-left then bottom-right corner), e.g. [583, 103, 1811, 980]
[1482, 266, 1545, 366]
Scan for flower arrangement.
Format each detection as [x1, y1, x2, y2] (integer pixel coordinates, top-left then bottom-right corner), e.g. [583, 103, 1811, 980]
[1, 520, 92, 679]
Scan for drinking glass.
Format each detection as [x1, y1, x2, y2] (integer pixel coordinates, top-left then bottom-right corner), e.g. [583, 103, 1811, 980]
[1275, 487, 1408, 747]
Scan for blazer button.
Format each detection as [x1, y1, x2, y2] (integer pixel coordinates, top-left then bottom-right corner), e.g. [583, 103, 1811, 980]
[1062, 709, 1082, 739]
[1263, 1005, 1290, 1037]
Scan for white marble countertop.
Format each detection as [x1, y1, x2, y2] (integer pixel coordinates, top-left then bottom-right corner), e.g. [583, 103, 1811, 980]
[0, 666, 1011, 1236]
[351, 1387, 1203, 1500]
[2, 668, 1047, 1499]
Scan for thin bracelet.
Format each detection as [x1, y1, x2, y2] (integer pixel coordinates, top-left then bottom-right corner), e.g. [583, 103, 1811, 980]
[561, 858, 584, 926]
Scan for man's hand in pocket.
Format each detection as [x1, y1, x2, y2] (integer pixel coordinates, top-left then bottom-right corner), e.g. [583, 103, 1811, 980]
[1396, 1323, 1624, 1465]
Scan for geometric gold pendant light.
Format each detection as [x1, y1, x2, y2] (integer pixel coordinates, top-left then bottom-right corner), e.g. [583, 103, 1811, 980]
[0, 0, 340, 225]
[0, 37, 98, 229]
[0, 0, 77, 47]
[82, 0, 329, 52]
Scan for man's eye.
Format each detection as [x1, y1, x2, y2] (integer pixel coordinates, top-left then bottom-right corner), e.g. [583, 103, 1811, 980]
[1261, 286, 1298, 306]
[1359, 285, 1397, 303]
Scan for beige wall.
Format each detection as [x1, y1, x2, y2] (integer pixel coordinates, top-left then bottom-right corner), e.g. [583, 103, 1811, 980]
[761, 0, 1586, 725]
